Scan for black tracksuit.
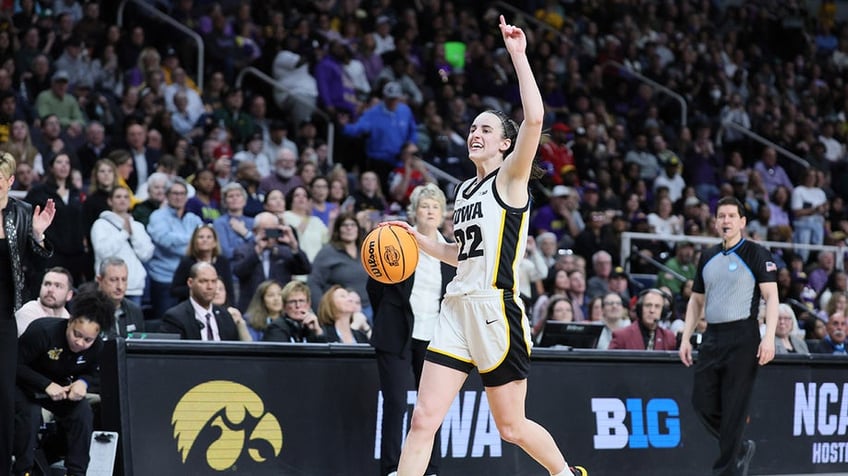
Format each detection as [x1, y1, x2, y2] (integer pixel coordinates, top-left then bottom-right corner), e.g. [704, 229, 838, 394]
[14, 318, 102, 475]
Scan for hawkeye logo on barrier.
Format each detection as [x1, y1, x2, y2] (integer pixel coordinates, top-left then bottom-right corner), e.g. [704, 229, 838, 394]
[591, 398, 681, 449]
[172, 381, 283, 471]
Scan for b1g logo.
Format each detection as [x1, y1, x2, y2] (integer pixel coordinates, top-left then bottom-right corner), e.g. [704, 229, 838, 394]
[591, 398, 681, 449]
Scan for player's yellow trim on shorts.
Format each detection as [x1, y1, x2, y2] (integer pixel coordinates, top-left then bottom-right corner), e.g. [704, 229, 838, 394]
[427, 345, 474, 365]
[510, 211, 527, 294]
[519, 296, 533, 356]
[509, 212, 532, 355]
[490, 209, 507, 289]
[479, 290, 510, 374]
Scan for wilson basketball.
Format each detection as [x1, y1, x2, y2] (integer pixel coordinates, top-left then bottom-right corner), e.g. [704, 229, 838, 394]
[360, 225, 419, 284]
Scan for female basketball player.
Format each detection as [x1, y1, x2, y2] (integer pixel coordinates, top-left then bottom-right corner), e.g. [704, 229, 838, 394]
[384, 15, 586, 476]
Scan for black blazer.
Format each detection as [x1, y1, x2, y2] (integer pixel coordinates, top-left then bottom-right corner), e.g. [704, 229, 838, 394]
[126, 147, 160, 192]
[232, 241, 311, 311]
[75, 142, 114, 180]
[24, 181, 86, 255]
[367, 262, 455, 355]
[170, 255, 234, 302]
[3, 198, 53, 310]
[112, 298, 145, 338]
[811, 337, 845, 354]
[322, 325, 369, 344]
[263, 315, 326, 343]
[159, 299, 238, 341]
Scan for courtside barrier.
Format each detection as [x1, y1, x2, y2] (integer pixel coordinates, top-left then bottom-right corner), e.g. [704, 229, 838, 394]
[99, 340, 848, 476]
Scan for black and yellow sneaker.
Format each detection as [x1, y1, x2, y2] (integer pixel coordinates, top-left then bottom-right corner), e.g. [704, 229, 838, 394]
[570, 466, 588, 476]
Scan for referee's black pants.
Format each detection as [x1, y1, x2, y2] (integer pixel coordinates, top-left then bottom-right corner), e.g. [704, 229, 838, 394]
[692, 318, 760, 476]
[376, 338, 440, 476]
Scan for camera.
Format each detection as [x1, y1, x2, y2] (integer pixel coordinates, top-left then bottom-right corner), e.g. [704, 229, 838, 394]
[265, 228, 281, 239]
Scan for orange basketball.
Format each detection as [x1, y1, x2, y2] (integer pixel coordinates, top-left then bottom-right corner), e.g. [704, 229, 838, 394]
[360, 224, 419, 284]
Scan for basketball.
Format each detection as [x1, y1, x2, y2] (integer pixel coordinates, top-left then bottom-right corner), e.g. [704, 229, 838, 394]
[360, 225, 419, 284]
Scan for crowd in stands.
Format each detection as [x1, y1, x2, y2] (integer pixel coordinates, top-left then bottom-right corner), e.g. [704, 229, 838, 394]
[0, 0, 846, 357]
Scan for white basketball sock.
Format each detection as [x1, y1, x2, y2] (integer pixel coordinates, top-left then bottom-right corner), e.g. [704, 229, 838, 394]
[551, 467, 575, 476]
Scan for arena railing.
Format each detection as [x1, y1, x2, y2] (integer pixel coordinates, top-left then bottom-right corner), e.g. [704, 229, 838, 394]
[621, 231, 844, 273]
[234, 68, 461, 188]
[116, 0, 205, 91]
[721, 120, 811, 169]
[421, 162, 461, 188]
[493, 2, 689, 129]
[234, 66, 336, 164]
[494, 1, 568, 39]
[602, 61, 688, 128]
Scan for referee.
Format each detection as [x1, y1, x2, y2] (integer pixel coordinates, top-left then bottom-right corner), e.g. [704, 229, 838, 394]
[679, 197, 778, 476]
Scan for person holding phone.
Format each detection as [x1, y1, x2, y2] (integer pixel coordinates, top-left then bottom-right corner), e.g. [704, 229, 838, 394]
[231, 212, 311, 311]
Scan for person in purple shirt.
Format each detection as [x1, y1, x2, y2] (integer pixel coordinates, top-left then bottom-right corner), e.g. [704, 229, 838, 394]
[259, 148, 304, 198]
[753, 147, 794, 196]
[808, 251, 836, 295]
[315, 40, 359, 117]
[767, 185, 792, 227]
[356, 33, 384, 87]
[683, 125, 723, 202]
[530, 185, 582, 244]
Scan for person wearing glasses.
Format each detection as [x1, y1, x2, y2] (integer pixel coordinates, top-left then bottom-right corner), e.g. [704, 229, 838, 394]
[595, 292, 630, 350]
[263, 280, 325, 343]
[232, 211, 311, 312]
[609, 289, 677, 351]
[774, 304, 809, 355]
[147, 178, 202, 322]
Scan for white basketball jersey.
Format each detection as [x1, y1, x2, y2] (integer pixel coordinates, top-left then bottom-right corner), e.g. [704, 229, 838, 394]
[445, 171, 529, 296]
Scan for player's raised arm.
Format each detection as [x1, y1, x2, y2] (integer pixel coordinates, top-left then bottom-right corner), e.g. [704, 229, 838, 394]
[497, 15, 544, 190]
